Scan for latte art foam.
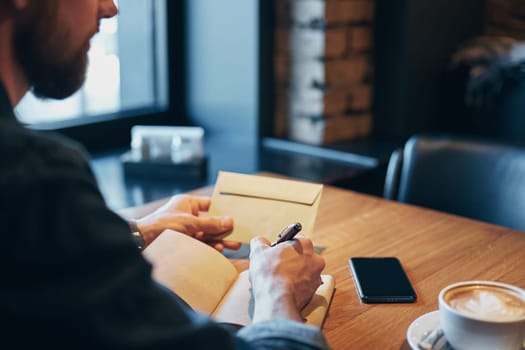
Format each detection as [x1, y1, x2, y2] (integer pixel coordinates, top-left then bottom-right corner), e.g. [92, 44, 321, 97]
[445, 286, 525, 322]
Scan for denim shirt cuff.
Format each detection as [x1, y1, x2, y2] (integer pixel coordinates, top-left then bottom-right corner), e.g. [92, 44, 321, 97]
[237, 319, 330, 349]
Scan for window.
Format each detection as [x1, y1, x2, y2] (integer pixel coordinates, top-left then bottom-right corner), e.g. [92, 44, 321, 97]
[14, 0, 176, 152]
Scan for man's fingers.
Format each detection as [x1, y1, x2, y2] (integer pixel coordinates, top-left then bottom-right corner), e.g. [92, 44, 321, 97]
[210, 242, 224, 252]
[193, 196, 211, 212]
[314, 255, 326, 274]
[221, 240, 242, 251]
[186, 216, 233, 236]
[207, 240, 241, 251]
[293, 234, 314, 253]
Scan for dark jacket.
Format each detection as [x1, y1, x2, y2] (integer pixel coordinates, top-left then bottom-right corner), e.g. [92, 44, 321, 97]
[0, 85, 329, 349]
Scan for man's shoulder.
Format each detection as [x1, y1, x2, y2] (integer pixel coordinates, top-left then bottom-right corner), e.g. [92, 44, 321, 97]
[0, 122, 90, 179]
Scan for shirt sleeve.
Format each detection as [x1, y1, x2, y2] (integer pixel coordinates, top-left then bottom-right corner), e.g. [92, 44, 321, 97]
[1, 134, 331, 349]
[238, 320, 331, 350]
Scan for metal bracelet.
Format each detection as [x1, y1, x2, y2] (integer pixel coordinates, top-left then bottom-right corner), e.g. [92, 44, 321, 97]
[129, 219, 145, 251]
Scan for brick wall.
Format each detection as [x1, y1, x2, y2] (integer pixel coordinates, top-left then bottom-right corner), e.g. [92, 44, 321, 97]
[274, 0, 375, 145]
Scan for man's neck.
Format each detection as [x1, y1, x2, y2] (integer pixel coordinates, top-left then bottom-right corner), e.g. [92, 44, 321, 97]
[0, 20, 30, 108]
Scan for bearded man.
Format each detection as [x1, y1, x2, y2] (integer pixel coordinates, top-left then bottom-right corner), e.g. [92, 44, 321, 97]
[0, 1, 329, 349]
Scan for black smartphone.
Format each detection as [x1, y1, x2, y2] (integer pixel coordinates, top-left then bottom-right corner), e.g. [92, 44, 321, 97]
[349, 257, 417, 303]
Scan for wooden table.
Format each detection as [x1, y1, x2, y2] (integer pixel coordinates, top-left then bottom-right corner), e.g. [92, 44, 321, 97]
[121, 184, 525, 350]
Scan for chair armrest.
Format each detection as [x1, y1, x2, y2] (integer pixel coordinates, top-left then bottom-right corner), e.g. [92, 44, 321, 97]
[383, 148, 403, 200]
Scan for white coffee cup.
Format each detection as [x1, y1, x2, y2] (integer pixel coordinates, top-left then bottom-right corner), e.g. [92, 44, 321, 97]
[438, 281, 525, 350]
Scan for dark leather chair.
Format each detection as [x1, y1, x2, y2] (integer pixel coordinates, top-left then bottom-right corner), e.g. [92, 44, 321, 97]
[384, 134, 525, 231]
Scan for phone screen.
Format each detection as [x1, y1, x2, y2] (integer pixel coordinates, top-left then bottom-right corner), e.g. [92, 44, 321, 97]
[349, 257, 417, 303]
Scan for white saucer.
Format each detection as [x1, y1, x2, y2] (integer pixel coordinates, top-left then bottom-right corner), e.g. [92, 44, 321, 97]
[406, 310, 440, 350]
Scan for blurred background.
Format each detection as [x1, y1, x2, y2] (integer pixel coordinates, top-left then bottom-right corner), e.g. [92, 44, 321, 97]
[14, 0, 525, 210]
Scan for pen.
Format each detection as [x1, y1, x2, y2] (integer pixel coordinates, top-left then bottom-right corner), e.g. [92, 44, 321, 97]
[271, 222, 302, 247]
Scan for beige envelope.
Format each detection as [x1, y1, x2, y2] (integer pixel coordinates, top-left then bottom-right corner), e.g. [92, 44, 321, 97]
[208, 171, 323, 243]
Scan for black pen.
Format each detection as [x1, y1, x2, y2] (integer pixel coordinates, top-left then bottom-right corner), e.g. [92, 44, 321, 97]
[271, 222, 302, 247]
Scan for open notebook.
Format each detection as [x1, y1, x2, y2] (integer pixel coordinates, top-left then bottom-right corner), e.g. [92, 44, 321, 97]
[143, 230, 335, 327]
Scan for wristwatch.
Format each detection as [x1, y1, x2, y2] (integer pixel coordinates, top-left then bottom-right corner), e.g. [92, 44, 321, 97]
[129, 219, 145, 250]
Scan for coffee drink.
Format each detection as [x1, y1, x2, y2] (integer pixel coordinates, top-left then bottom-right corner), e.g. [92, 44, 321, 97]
[443, 284, 525, 322]
[438, 281, 525, 350]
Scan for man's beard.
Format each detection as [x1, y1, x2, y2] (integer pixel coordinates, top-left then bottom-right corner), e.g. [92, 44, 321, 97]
[14, 5, 89, 100]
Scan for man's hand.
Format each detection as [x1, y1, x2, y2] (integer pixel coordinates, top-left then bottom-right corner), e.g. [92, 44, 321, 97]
[135, 195, 241, 251]
[248, 234, 326, 323]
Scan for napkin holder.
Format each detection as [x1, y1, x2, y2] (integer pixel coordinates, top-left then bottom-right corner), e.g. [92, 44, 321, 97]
[121, 125, 208, 181]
